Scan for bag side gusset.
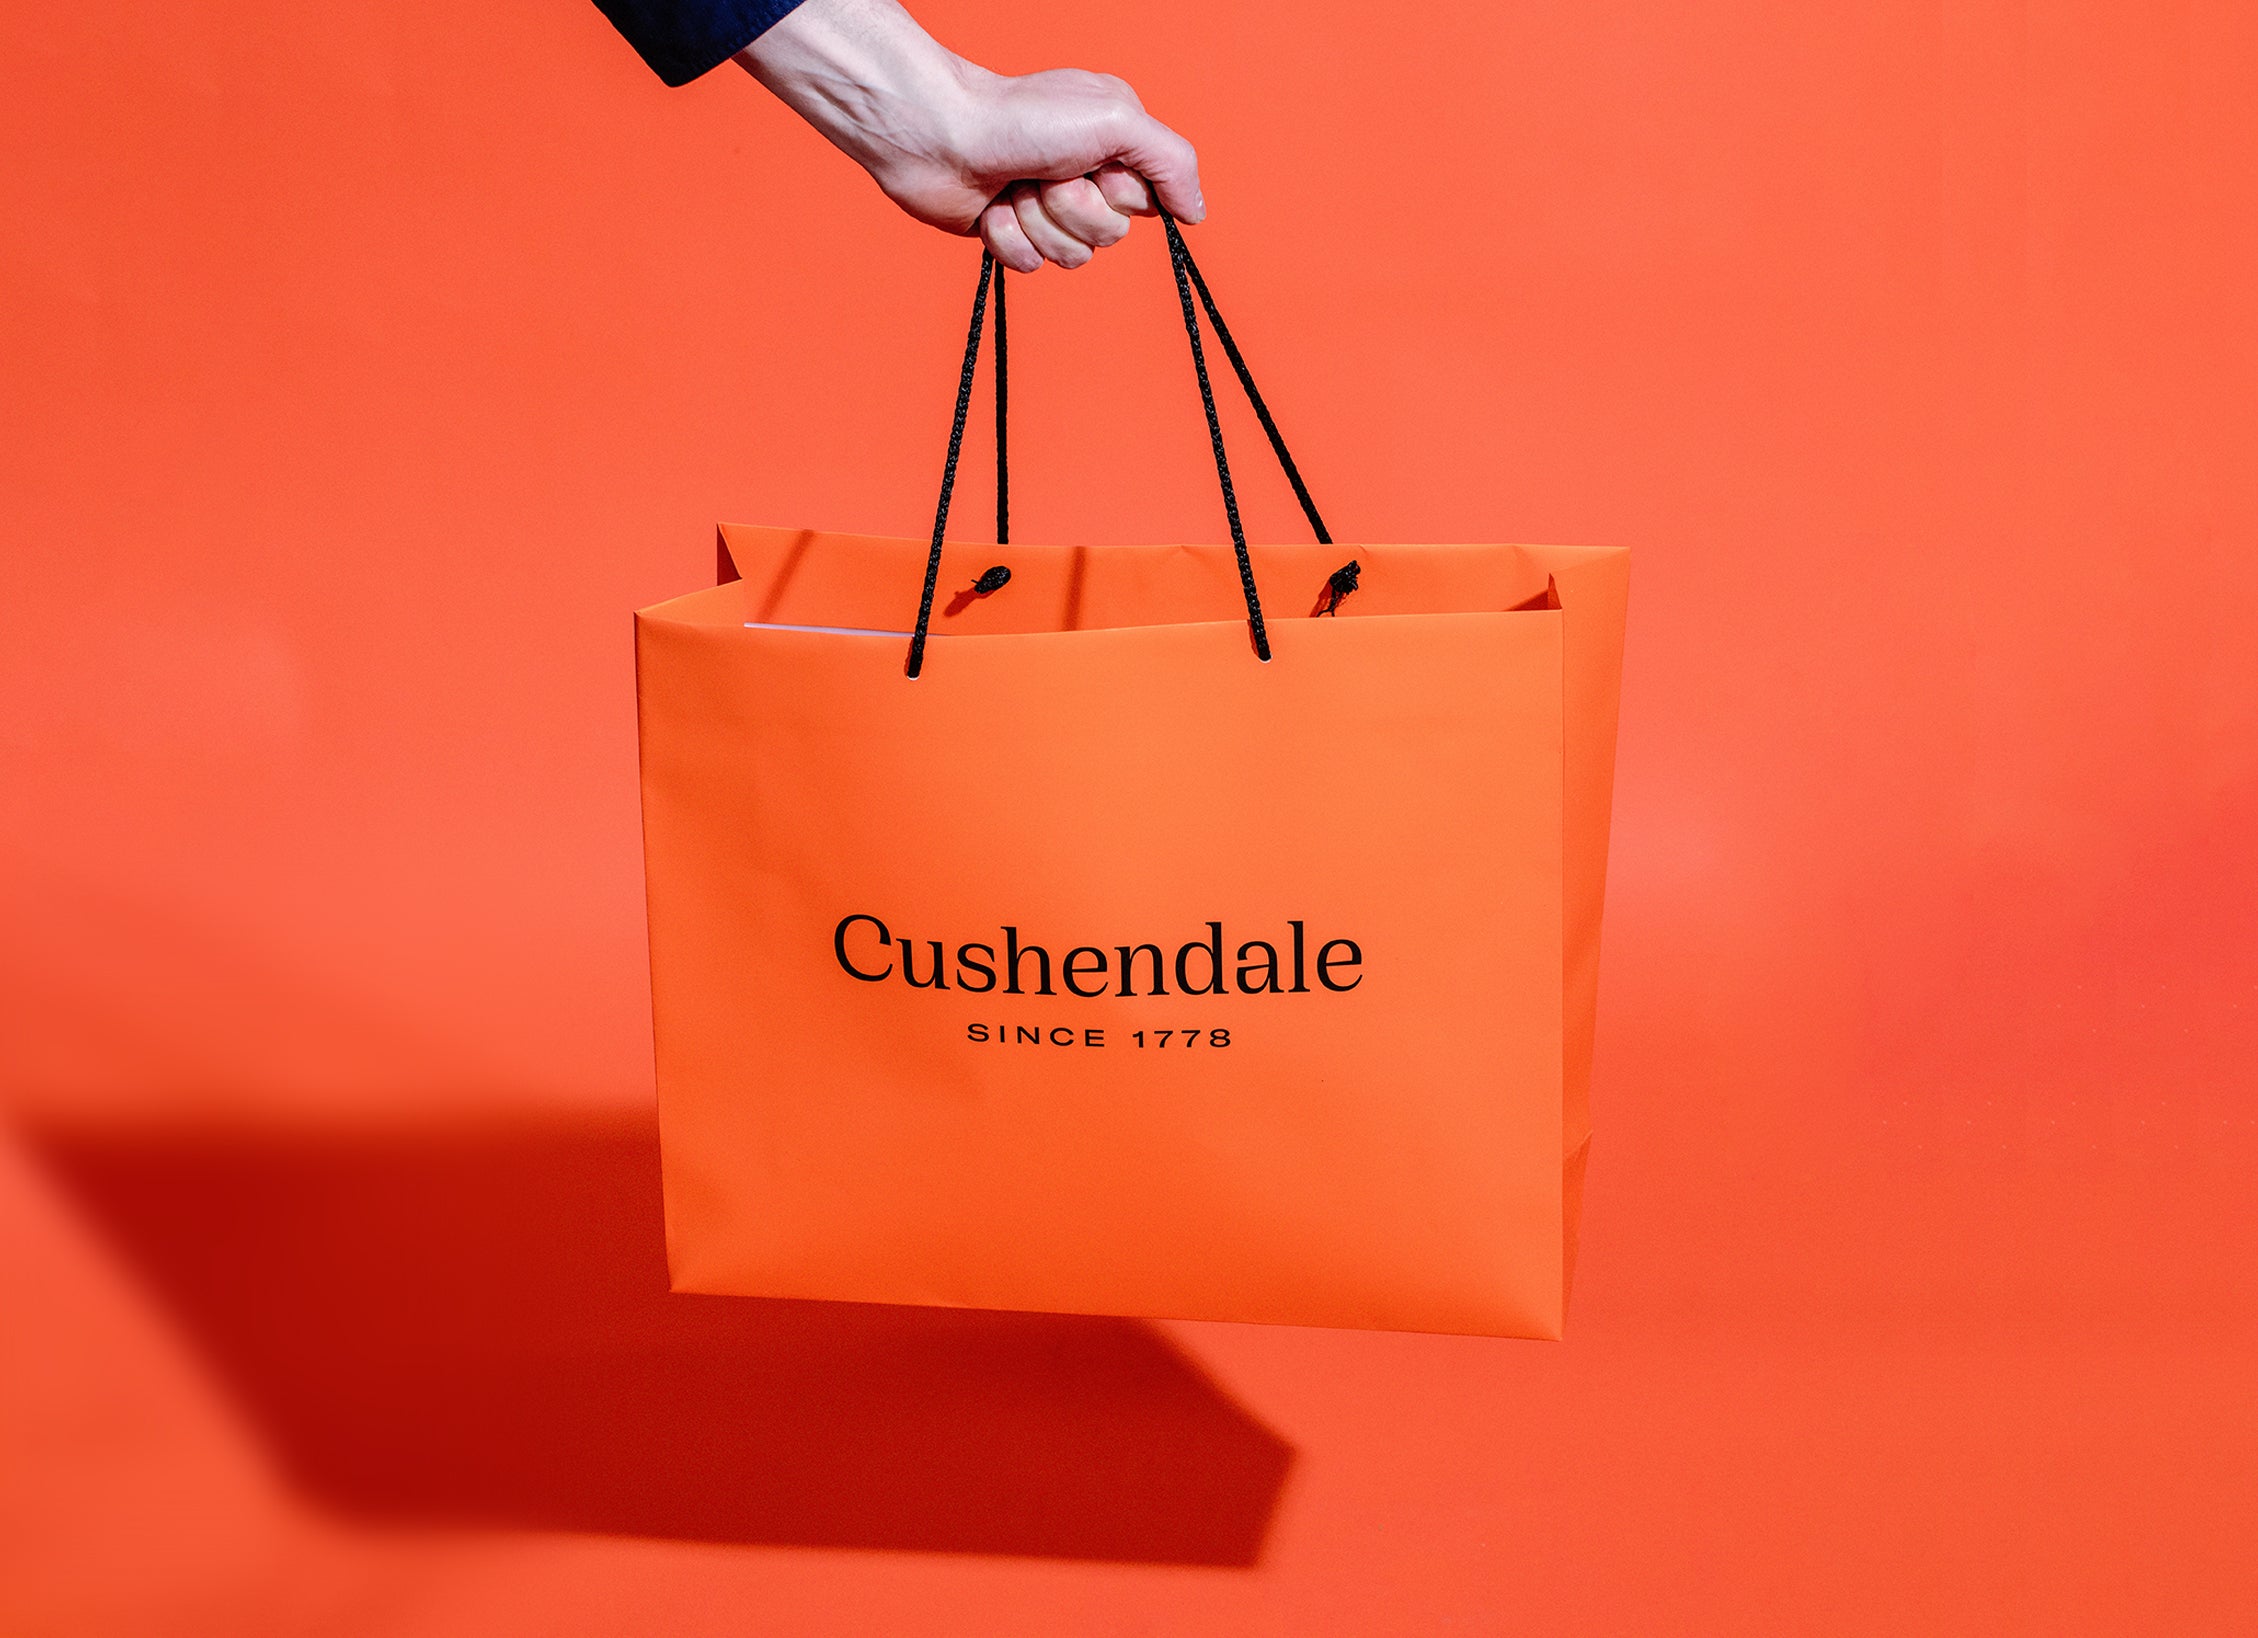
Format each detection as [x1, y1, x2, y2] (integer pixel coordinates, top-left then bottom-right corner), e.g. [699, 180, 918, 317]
[1516, 543, 1630, 1303]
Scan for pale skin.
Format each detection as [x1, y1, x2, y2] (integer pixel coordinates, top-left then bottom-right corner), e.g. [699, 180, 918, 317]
[734, 0, 1205, 272]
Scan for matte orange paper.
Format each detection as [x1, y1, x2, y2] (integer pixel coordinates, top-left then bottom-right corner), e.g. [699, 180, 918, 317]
[636, 525, 1627, 1336]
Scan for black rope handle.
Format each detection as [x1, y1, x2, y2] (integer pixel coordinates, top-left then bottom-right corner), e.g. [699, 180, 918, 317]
[1160, 212, 1269, 662]
[907, 219, 1324, 676]
[1175, 229, 1330, 546]
[906, 252, 993, 680]
[993, 260, 1008, 546]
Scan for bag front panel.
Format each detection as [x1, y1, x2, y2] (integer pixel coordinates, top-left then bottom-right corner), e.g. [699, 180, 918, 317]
[637, 607, 1568, 1336]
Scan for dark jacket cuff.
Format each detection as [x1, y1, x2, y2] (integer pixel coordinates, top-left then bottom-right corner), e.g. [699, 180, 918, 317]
[593, 0, 812, 87]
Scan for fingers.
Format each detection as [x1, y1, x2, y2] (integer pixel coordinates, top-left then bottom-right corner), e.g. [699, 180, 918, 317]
[1100, 104, 1204, 223]
[979, 197, 1042, 274]
[1039, 176, 1133, 249]
[1007, 181, 1092, 269]
[985, 177, 1136, 272]
[1091, 162, 1155, 217]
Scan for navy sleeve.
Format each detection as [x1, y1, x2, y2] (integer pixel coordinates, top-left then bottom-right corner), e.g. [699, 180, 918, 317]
[593, 0, 811, 87]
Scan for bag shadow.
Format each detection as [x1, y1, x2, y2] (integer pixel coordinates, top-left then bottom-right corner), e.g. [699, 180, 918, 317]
[29, 1119, 1293, 1565]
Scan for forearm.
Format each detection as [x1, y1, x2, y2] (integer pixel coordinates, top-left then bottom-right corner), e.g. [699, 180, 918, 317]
[735, 0, 985, 221]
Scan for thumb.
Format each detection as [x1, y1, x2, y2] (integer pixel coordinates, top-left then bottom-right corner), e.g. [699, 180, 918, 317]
[1106, 106, 1205, 223]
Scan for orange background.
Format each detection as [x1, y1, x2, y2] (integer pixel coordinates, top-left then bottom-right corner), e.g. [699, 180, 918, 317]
[3, 0, 2254, 1632]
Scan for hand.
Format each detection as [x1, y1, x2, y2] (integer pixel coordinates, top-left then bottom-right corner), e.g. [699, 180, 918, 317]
[736, 0, 1204, 272]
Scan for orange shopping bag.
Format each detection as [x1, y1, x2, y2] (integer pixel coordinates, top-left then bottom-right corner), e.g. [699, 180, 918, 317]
[636, 223, 1627, 1337]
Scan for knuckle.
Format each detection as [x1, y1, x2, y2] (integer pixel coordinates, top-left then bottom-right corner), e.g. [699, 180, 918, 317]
[1092, 95, 1143, 137]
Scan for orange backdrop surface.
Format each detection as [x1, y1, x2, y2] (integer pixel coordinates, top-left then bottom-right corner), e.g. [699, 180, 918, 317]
[3, 0, 2255, 1633]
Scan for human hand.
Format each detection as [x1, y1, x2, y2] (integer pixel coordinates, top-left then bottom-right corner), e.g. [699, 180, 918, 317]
[736, 0, 1204, 271]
